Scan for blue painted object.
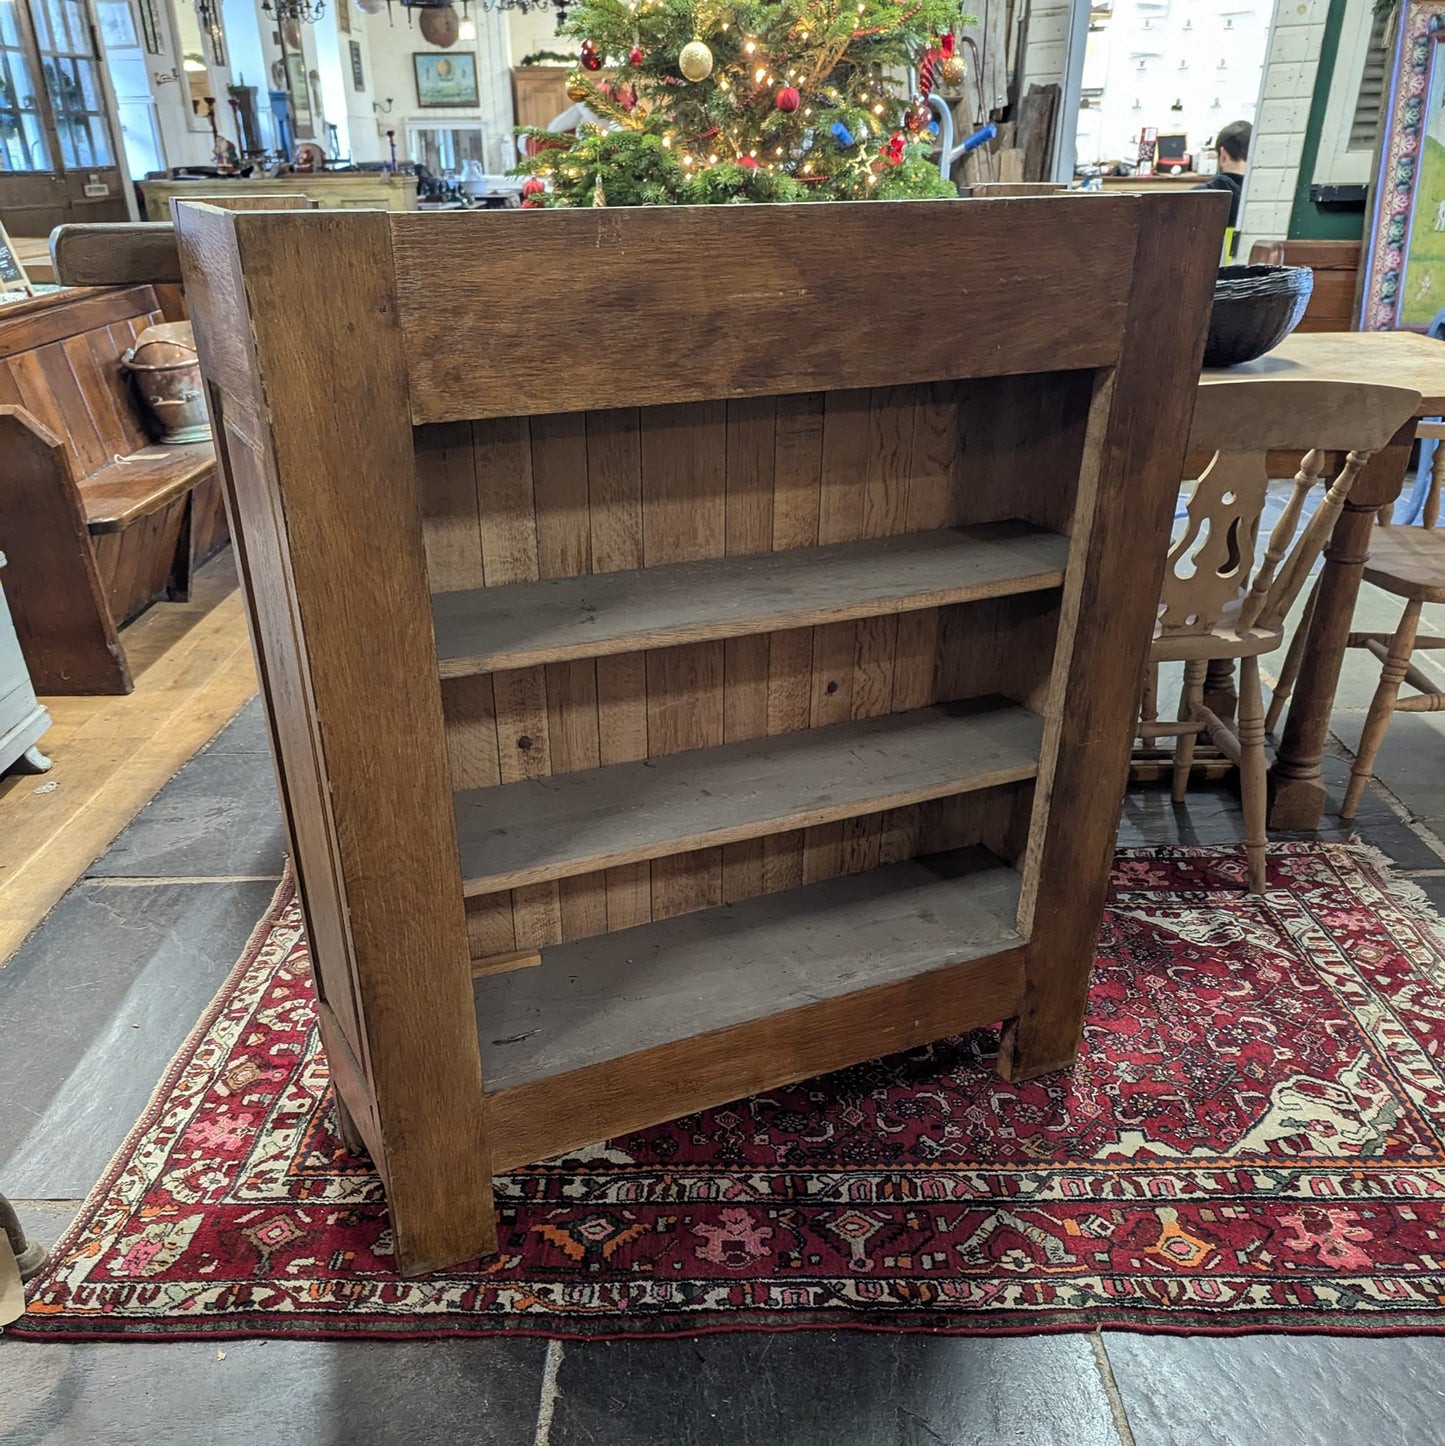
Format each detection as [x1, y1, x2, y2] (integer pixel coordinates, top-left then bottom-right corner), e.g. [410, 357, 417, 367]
[1401, 307, 1445, 526]
[959, 122, 997, 154]
[830, 121, 855, 147]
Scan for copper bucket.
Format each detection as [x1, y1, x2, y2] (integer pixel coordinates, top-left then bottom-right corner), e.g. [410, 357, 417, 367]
[121, 321, 212, 445]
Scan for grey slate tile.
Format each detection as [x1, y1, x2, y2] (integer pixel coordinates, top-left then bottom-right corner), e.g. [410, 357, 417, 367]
[1331, 710, 1445, 830]
[548, 1331, 1125, 1446]
[1344, 816, 1445, 872]
[2, 1201, 77, 1252]
[1103, 1331, 1445, 1446]
[0, 880, 279, 1197]
[202, 694, 271, 757]
[0, 1336, 548, 1446]
[85, 751, 285, 879]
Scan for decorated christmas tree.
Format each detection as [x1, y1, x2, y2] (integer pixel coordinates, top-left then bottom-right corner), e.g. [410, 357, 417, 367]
[514, 0, 974, 205]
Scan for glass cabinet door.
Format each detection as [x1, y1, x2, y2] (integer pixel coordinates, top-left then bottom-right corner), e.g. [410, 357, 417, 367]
[0, 0, 51, 171]
[32, 0, 114, 167]
[0, 0, 127, 230]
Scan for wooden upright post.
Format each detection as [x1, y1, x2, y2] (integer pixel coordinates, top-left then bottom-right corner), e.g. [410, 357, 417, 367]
[175, 204, 493, 1274]
[1000, 192, 1228, 1080]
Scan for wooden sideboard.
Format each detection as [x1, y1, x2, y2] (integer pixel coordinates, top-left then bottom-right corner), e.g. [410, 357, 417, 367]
[1248, 239, 1362, 333]
[139, 172, 419, 220]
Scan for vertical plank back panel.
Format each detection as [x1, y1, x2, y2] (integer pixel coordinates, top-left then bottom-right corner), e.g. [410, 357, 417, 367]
[434, 368, 1107, 951]
[954, 371, 1097, 532]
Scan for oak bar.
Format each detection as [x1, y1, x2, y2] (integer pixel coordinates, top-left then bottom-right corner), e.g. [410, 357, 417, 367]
[176, 195, 1225, 1273]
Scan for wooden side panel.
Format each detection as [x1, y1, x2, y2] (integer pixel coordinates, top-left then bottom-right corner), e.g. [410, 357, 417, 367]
[177, 204, 493, 1275]
[0, 408, 130, 695]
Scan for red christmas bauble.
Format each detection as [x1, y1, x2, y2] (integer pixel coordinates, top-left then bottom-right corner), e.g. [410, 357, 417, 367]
[522, 178, 546, 195]
[629, 45, 643, 65]
[775, 86, 801, 112]
[739, 155, 759, 169]
[580, 38, 603, 71]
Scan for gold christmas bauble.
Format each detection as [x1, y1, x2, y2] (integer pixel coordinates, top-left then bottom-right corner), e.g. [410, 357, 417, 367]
[939, 55, 966, 89]
[566, 75, 589, 101]
[679, 39, 714, 83]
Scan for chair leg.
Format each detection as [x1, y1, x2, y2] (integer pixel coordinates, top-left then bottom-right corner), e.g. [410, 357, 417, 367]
[1204, 658, 1238, 726]
[1265, 576, 1318, 734]
[1140, 660, 1159, 748]
[1343, 598, 1423, 821]
[1239, 655, 1268, 893]
[1172, 659, 1207, 804]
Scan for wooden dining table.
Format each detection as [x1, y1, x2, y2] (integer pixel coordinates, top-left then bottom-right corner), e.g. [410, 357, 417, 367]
[1195, 329, 1445, 831]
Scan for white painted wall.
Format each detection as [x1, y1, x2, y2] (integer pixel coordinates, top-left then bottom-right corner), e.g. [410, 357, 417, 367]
[1021, 0, 1074, 95]
[1235, 0, 1333, 253]
[1072, 1, 1269, 173]
[358, 8, 513, 170]
[507, 8, 572, 65]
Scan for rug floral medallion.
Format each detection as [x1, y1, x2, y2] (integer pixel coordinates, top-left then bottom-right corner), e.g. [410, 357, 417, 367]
[13, 842, 1445, 1340]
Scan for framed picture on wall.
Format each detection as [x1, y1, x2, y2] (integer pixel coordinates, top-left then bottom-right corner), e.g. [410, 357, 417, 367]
[351, 40, 365, 92]
[414, 53, 479, 108]
[337, 0, 352, 33]
[1360, 4, 1445, 329]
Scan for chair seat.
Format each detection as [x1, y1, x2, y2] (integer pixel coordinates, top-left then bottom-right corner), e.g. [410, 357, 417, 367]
[1151, 625, 1284, 664]
[1363, 526, 1445, 603]
[79, 443, 215, 535]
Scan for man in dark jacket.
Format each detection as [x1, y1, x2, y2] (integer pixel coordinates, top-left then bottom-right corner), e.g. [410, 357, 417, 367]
[1196, 120, 1251, 230]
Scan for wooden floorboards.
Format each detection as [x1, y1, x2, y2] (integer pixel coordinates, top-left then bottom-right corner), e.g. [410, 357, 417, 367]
[0, 553, 257, 964]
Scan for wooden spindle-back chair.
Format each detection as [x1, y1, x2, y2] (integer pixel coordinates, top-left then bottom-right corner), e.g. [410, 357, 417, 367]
[1320, 419, 1445, 818]
[1139, 378, 1421, 891]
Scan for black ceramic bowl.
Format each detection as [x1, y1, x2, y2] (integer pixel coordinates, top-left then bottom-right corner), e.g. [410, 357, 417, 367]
[1202, 264, 1314, 368]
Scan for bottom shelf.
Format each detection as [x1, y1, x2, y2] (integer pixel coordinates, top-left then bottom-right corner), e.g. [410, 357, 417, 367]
[475, 848, 1027, 1164]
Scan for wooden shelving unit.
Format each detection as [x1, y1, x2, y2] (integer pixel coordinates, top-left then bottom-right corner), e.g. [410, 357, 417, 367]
[177, 194, 1224, 1274]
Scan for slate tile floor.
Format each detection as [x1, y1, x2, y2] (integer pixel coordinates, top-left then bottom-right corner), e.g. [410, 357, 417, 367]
[6, 614, 1445, 1445]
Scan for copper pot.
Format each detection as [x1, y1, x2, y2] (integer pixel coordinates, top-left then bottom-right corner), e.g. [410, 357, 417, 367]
[121, 321, 212, 445]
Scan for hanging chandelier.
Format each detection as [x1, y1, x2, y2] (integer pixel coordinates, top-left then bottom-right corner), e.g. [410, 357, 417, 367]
[260, 0, 327, 23]
[383, 0, 563, 19]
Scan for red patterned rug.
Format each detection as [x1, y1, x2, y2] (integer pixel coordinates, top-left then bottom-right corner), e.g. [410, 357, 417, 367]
[12, 842, 1445, 1341]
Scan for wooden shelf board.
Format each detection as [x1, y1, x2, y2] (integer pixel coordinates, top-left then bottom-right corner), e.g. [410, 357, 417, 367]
[455, 698, 1043, 896]
[432, 521, 1068, 677]
[474, 847, 1024, 1101]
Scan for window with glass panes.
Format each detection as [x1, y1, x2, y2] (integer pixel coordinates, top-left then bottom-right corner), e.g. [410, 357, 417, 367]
[32, 0, 113, 168]
[0, 3, 50, 171]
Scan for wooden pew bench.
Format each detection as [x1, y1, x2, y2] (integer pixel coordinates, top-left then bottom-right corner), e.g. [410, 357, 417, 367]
[0, 284, 225, 694]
